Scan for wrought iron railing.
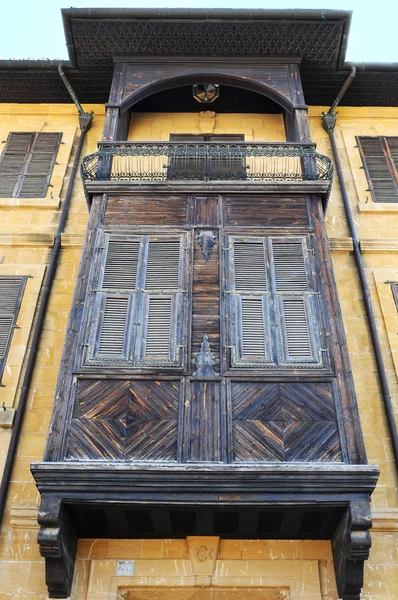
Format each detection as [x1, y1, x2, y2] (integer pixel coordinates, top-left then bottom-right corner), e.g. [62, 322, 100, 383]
[81, 142, 333, 184]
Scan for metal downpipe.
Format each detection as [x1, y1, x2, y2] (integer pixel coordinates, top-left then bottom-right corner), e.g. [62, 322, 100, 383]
[322, 68, 398, 472]
[0, 70, 93, 526]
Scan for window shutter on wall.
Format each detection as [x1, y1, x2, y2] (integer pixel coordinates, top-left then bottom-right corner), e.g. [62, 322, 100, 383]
[88, 234, 186, 368]
[227, 235, 322, 369]
[391, 282, 398, 310]
[358, 136, 398, 203]
[0, 276, 26, 380]
[0, 132, 61, 198]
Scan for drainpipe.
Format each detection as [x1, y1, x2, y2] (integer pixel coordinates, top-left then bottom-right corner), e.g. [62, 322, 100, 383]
[0, 66, 93, 525]
[322, 67, 398, 472]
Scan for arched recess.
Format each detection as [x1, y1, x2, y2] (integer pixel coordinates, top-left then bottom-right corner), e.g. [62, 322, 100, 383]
[104, 64, 310, 143]
[119, 72, 295, 115]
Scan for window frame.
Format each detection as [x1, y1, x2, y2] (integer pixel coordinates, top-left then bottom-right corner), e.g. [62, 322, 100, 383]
[79, 229, 191, 373]
[222, 232, 328, 374]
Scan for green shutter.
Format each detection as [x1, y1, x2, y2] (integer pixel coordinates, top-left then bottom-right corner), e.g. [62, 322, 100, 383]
[0, 132, 61, 198]
[0, 276, 26, 380]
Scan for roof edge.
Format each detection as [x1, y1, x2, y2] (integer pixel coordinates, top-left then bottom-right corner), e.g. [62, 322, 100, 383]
[60, 7, 352, 21]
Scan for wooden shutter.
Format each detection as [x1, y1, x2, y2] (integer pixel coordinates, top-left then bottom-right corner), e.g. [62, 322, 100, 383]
[228, 238, 274, 366]
[138, 236, 186, 367]
[0, 132, 61, 198]
[0, 133, 34, 197]
[391, 282, 398, 310]
[89, 235, 141, 364]
[0, 276, 26, 380]
[358, 136, 398, 203]
[270, 238, 321, 365]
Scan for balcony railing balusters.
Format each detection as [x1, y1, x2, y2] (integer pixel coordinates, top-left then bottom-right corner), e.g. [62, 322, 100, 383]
[81, 141, 333, 187]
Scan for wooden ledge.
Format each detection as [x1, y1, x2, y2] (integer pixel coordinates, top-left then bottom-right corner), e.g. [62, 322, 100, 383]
[85, 179, 331, 197]
[32, 461, 379, 497]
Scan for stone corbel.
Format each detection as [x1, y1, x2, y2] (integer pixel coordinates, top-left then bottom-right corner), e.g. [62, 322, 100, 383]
[332, 499, 372, 600]
[37, 496, 77, 598]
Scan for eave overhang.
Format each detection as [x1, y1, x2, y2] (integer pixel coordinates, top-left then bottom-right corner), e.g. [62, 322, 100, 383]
[0, 8, 397, 106]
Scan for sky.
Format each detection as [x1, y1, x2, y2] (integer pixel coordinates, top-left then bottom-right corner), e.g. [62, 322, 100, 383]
[0, 0, 397, 63]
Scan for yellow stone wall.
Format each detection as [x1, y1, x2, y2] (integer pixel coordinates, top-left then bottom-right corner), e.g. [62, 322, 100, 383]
[0, 105, 397, 598]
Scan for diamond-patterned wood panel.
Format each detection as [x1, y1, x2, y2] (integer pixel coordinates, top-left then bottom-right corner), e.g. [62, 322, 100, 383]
[66, 379, 180, 461]
[231, 382, 342, 462]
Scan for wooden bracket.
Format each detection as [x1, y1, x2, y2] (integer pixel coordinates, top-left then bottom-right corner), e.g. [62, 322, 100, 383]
[37, 496, 77, 598]
[332, 499, 372, 600]
[193, 334, 218, 377]
[197, 229, 216, 262]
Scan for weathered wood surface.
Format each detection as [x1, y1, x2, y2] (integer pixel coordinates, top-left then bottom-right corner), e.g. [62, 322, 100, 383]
[226, 195, 310, 227]
[66, 379, 181, 461]
[183, 381, 225, 462]
[229, 381, 342, 463]
[191, 230, 220, 373]
[44, 193, 108, 462]
[104, 195, 187, 226]
[310, 196, 367, 464]
[118, 59, 301, 113]
[44, 191, 366, 470]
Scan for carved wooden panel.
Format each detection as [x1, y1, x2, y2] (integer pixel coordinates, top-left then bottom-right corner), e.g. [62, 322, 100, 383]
[226, 195, 310, 228]
[104, 195, 188, 226]
[183, 381, 226, 462]
[66, 379, 181, 461]
[191, 230, 220, 372]
[229, 382, 342, 462]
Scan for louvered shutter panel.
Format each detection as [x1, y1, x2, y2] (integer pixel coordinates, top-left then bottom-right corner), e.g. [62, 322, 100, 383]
[0, 132, 60, 198]
[138, 236, 185, 366]
[19, 133, 61, 198]
[358, 137, 398, 203]
[89, 236, 141, 364]
[270, 238, 321, 365]
[229, 238, 274, 366]
[386, 137, 398, 181]
[0, 276, 26, 380]
[391, 282, 398, 311]
[0, 133, 34, 197]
